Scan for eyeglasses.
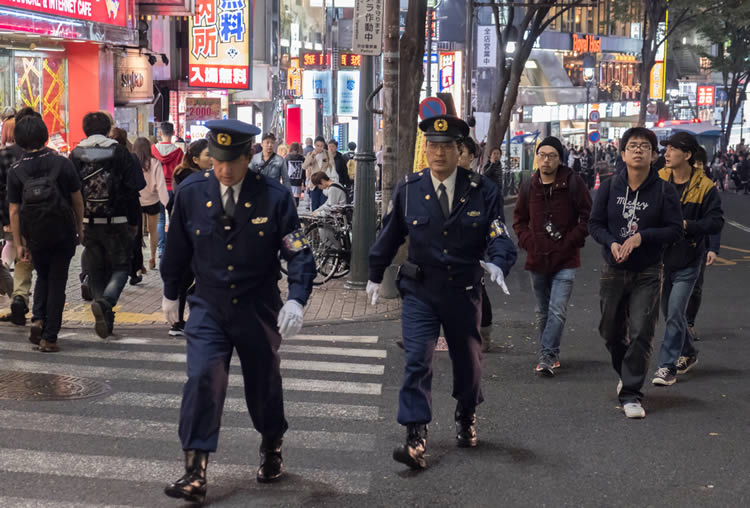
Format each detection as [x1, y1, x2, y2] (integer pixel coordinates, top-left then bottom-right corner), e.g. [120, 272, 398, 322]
[625, 143, 653, 153]
[426, 143, 455, 153]
[536, 152, 559, 161]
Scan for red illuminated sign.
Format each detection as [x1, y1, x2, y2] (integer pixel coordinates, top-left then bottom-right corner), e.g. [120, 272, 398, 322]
[339, 53, 361, 68]
[0, 0, 129, 28]
[572, 34, 601, 54]
[301, 52, 331, 68]
[697, 86, 715, 106]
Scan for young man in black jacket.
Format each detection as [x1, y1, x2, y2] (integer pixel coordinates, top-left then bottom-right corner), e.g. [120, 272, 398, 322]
[589, 127, 683, 419]
[70, 112, 144, 338]
[652, 134, 724, 385]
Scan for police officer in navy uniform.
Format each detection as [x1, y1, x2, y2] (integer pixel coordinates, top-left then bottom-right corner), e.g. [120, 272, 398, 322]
[367, 115, 517, 470]
[161, 120, 315, 503]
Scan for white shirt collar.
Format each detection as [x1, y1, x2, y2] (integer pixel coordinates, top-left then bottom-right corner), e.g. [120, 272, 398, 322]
[430, 168, 458, 195]
[220, 177, 244, 204]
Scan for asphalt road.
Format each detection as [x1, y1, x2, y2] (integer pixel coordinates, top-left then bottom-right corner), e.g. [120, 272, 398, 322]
[0, 190, 748, 507]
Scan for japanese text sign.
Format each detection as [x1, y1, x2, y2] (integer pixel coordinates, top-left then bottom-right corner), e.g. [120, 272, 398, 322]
[185, 97, 222, 123]
[302, 70, 332, 117]
[337, 70, 360, 117]
[477, 25, 496, 68]
[339, 53, 362, 68]
[0, 0, 129, 27]
[189, 0, 253, 90]
[300, 52, 330, 68]
[697, 86, 715, 106]
[353, 0, 383, 56]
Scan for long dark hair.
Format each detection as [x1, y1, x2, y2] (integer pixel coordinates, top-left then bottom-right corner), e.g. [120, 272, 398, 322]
[133, 137, 153, 172]
[175, 139, 209, 177]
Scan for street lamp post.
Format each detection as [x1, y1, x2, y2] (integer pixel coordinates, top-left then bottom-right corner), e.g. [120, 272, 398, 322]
[583, 55, 595, 150]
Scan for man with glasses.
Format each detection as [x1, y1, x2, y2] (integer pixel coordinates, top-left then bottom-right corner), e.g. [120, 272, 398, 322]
[513, 136, 592, 376]
[589, 127, 683, 419]
[367, 115, 516, 469]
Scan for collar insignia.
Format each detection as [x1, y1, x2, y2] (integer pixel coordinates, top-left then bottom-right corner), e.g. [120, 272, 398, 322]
[251, 217, 269, 224]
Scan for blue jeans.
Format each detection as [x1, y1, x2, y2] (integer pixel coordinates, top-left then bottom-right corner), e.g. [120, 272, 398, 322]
[658, 264, 700, 372]
[530, 268, 577, 359]
[310, 187, 327, 211]
[157, 190, 174, 256]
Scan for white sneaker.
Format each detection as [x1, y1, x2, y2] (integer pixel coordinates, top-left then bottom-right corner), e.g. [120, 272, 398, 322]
[623, 401, 645, 419]
[616, 379, 623, 395]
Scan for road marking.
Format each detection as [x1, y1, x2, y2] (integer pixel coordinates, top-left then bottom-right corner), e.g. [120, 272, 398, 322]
[96, 392, 380, 420]
[0, 342, 385, 375]
[0, 410, 375, 452]
[1, 360, 383, 395]
[0, 498, 139, 508]
[286, 334, 379, 344]
[727, 219, 750, 233]
[282, 344, 387, 359]
[0, 448, 371, 495]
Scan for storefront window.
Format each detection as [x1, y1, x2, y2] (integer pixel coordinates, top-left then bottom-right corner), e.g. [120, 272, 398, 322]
[14, 52, 69, 152]
[0, 52, 13, 115]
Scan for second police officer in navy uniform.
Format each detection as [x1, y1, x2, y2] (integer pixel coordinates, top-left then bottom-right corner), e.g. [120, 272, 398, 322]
[367, 115, 517, 469]
[160, 120, 315, 503]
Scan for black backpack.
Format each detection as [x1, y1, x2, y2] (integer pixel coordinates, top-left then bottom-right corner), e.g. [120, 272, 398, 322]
[330, 182, 353, 204]
[16, 154, 76, 249]
[71, 146, 121, 218]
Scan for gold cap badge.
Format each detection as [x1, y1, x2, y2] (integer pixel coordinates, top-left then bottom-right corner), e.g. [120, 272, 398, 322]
[217, 133, 232, 146]
[434, 119, 448, 132]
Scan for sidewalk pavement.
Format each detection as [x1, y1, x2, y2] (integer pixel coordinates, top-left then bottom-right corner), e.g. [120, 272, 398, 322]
[0, 245, 402, 330]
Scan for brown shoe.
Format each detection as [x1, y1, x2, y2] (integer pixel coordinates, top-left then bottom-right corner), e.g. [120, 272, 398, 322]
[29, 320, 44, 345]
[38, 339, 59, 353]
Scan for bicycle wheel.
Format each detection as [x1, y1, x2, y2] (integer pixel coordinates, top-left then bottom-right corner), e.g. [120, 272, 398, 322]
[330, 232, 351, 279]
[304, 223, 340, 285]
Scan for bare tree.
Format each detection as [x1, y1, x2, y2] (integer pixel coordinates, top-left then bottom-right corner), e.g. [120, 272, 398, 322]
[396, 0, 429, 186]
[691, 1, 750, 151]
[483, 0, 590, 160]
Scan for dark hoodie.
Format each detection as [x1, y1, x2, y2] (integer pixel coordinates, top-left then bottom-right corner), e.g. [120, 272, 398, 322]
[589, 166, 683, 271]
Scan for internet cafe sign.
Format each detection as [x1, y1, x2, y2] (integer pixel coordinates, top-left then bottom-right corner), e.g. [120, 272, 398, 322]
[0, 0, 129, 27]
[572, 34, 601, 53]
[114, 51, 153, 106]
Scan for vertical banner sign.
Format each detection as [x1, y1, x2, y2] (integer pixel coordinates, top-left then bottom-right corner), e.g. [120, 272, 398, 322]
[477, 25, 497, 68]
[0, 0, 129, 27]
[697, 86, 715, 106]
[189, 0, 253, 89]
[337, 70, 361, 117]
[649, 18, 667, 101]
[353, 0, 384, 56]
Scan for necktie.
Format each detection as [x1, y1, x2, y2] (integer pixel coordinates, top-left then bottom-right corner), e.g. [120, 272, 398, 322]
[438, 183, 450, 218]
[224, 187, 236, 218]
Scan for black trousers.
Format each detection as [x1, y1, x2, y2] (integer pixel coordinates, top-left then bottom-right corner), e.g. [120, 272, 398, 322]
[31, 240, 76, 342]
[130, 212, 143, 277]
[598, 264, 662, 403]
[178, 267, 195, 324]
[480, 282, 492, 327]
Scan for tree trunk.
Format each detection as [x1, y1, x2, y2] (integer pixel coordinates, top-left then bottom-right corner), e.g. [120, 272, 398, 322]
[484, 71, 510, 159]
[397, 0, 428, 184]
[381, 0, 400, 213]
[724, 81, 749, 150]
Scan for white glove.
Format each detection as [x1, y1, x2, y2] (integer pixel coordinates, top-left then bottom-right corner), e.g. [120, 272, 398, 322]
[162, 296, 179, 325]
[366, 280, 380, 305]
[480, 261, 510, 295]
[277, 300, 304, 338]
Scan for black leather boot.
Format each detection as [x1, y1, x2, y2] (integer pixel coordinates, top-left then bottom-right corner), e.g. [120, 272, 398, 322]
[392, 423, 428, 469]
[257, 435, 284, 483]
[455, 405, 477, 448]
[164, 449, 208, 503]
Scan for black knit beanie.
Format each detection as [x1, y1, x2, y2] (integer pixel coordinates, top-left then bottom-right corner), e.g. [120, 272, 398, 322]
[536, 136, 565, 162]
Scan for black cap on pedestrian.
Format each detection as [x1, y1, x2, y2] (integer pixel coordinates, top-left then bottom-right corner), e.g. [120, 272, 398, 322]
[418, 115, 470, 143]
[205, 119, 261, 161]
[536, 136, 565, 162]
[659, 131, 700, 155]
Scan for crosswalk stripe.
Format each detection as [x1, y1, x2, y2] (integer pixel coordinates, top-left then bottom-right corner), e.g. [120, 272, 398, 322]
[0, 498, 139, 508]
[96, 392, 380, 420]
[38, 333, 382, 346]
[287, 334, 379, 344]
[282, 344, 387, 359]
[0, 448, 371, 495]
[2, 360, 382, 395]
[0, 410, 375, 452]
[0, 342, 384, 375]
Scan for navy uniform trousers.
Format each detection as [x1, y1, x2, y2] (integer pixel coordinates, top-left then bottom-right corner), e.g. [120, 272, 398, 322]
[398, 277, 484, 425]
[179, 286, 288, 452]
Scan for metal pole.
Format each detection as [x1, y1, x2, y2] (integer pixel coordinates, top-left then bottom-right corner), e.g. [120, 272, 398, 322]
[381, 0, 400, 212]
[346, 55, 377, 289]
[584, 83, 590, 149]
[464, 0, 473, 119]
[426, 6, 434, 97]
[505, 126, 511, 195]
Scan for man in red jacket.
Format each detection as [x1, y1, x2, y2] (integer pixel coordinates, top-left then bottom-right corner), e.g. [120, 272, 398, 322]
[513, 137, 592, 376]
[151, 122, 183, 258]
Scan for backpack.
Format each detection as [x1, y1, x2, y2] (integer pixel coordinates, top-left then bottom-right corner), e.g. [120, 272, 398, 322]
[71, 146, 120, 218]
[330, 182, 353, 204]
[16, 154, 76, 250]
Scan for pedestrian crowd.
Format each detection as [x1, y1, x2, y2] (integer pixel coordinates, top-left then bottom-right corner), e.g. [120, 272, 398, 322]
[0, 105, 731, 502]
